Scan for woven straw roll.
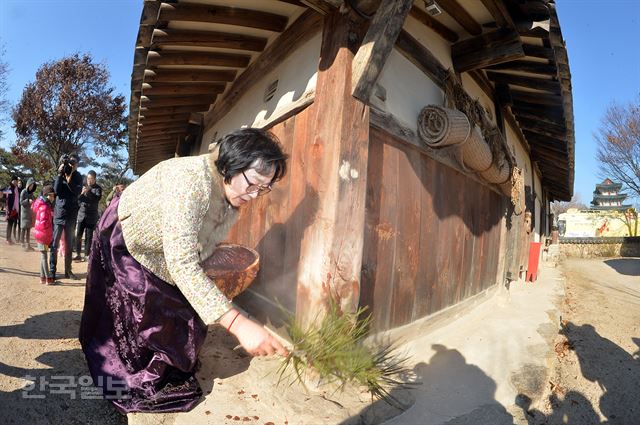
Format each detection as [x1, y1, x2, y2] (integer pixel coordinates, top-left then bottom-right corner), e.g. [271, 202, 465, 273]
[480, 161, 511, 184]
[418, 105, 470, 147]
[499, 181, 512, 197]
[461, 126, 492, 171]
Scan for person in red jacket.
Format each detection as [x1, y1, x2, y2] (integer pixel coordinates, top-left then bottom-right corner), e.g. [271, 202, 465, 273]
[33, 185, 56, 285]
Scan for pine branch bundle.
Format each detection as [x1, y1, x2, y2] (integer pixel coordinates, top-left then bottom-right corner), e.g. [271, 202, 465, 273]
[277, 304, 413, 408]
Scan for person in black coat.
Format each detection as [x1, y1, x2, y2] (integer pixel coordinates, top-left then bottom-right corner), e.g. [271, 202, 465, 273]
[4, 176, 20, 244]
[74, 170, 102, 261]
[51, 153, 83, 280]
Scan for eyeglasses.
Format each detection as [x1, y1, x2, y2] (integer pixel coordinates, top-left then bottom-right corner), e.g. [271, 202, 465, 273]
[242, 171, 272, 196]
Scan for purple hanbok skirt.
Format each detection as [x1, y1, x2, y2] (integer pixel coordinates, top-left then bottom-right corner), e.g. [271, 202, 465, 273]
[79, 195, 208, 413]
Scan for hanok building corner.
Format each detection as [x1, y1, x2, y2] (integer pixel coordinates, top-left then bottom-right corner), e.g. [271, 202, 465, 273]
[127, 0, 575, 334]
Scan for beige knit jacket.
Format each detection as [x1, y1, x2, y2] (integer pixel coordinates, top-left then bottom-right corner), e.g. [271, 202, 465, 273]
[117, 153, 238, 325]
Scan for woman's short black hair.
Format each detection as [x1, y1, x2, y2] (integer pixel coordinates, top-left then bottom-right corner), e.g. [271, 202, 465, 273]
[215, 128, 288, 184]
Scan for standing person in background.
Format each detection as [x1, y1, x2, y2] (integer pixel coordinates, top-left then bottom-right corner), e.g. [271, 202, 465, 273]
[4, 176, 20, 244]
[51, 153, 83, 281]
[105, 183, 126, 207]
[19, 178, 38, 251]
[33, 185, 56, 285]
[15, 178, 23, 242]
[74, 170, 102, 262]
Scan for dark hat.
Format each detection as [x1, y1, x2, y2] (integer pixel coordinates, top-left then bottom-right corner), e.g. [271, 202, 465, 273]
[42, 185, 55, 196]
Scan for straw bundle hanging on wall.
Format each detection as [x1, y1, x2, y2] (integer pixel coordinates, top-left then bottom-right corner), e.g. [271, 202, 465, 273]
[418, 105, 470, 147]
[460, 126, 493, 172]
[480, 158, 511, 184]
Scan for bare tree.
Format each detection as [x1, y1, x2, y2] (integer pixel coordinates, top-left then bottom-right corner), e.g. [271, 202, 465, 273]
[596, 96, 640, 200]
[551, 193, 588, 216]
[0, 44, 9, 142]
[11, 53, 127, 174]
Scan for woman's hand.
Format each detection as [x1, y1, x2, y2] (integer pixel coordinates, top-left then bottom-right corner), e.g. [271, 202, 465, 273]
[220, 310, 288, 357]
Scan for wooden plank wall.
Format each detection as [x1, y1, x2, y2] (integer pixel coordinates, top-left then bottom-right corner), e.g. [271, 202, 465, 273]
[225, 109, 315, 328]
[361, 127, 506, 332]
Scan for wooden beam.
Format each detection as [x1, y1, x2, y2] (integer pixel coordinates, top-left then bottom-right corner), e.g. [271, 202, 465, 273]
[146, 51, 251, 68]
[140, 120, 188, 130]
[486, 71, 561, 93]
[137, 137, 179, 145]
[136, 25, 154, 49]
[436, 0, 482, 35]
[300, 0, 339, 14]
[139, 113, 191, 123]
[511, 102, 565, 123]
[395, 30, 447, 89]
[495, 83, 513, 106]
[408, 6, 459, 43]
[140, 124, 188, 134]
[510, 107, 564, 127]
[140, 129, 188, 139]
[143, 69, 237, 84]
[487, 60, 557, 75]
[352, 0, 413, 103]
[517, 117, 566, 139]
[158, 3, 289, 32]
[276, 0, 306, 6]
[452, 28, 524, 73]
[510, 90, 563, 106]
[151, 29, 268, 52]
[141, 104, 211, 116]
[469, 70, 494, 99]
[522, 44, 555, 60]
[480, 0, 515, 29]
[204, 9, 322, 127]
[141, 95, 216, 107]
[140, 0, 161, 25]
[143, 83, 227, 96]
[523, 131, 568, 155]
[139, 117, 191, 128]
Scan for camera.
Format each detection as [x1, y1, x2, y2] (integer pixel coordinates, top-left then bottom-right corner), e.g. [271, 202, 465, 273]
[59, 154, 73, 176]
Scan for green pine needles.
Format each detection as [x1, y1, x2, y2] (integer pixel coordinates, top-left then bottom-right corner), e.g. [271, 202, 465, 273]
[276, 303, 413, 408]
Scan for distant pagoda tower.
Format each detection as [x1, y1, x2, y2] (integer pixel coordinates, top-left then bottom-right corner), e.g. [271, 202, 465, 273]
[590, 178, 632, 211]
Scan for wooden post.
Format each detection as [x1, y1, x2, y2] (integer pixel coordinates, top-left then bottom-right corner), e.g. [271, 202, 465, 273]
[295, 11, 370, 328]
[351, 0, 413, 103]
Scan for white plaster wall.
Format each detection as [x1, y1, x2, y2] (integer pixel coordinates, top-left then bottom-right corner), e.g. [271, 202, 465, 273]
[375, 48, 444, 132]
[403, 13, 453, 70]
[505, 123, 530, 180]
[534, 170, 543, 241]
[200, 32, 322, 152]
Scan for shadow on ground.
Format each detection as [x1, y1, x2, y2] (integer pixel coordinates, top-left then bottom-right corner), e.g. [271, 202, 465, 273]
[0, 311, 124, 425]
[341, 344, 514, 425]
[197, 325, 253, 396]
[603, 258, 640, 277]
[517, 321, 640, 425]
[0, 310, 81, 340]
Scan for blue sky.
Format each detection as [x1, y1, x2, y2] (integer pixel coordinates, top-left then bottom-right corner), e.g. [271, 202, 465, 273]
[1, 1, 639, 202]
[556, 0, 640, 204]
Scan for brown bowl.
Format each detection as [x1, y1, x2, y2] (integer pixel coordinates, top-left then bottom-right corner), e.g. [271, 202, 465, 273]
[201, 243, 260, 299]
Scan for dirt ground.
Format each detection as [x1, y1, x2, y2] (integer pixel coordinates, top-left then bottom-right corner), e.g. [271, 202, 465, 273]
[517, 257, 640, 425]
[0, 222, 125, 424]
[2, 215, 639, 425]
[0, 220, 387, 425]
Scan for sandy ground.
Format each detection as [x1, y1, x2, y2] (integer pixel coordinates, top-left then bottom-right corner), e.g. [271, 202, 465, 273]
[0, 220, 386, 425]
[0, 222, 125, 424]
[518, 257, 640, 425]
[1, 214, 638, 425]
